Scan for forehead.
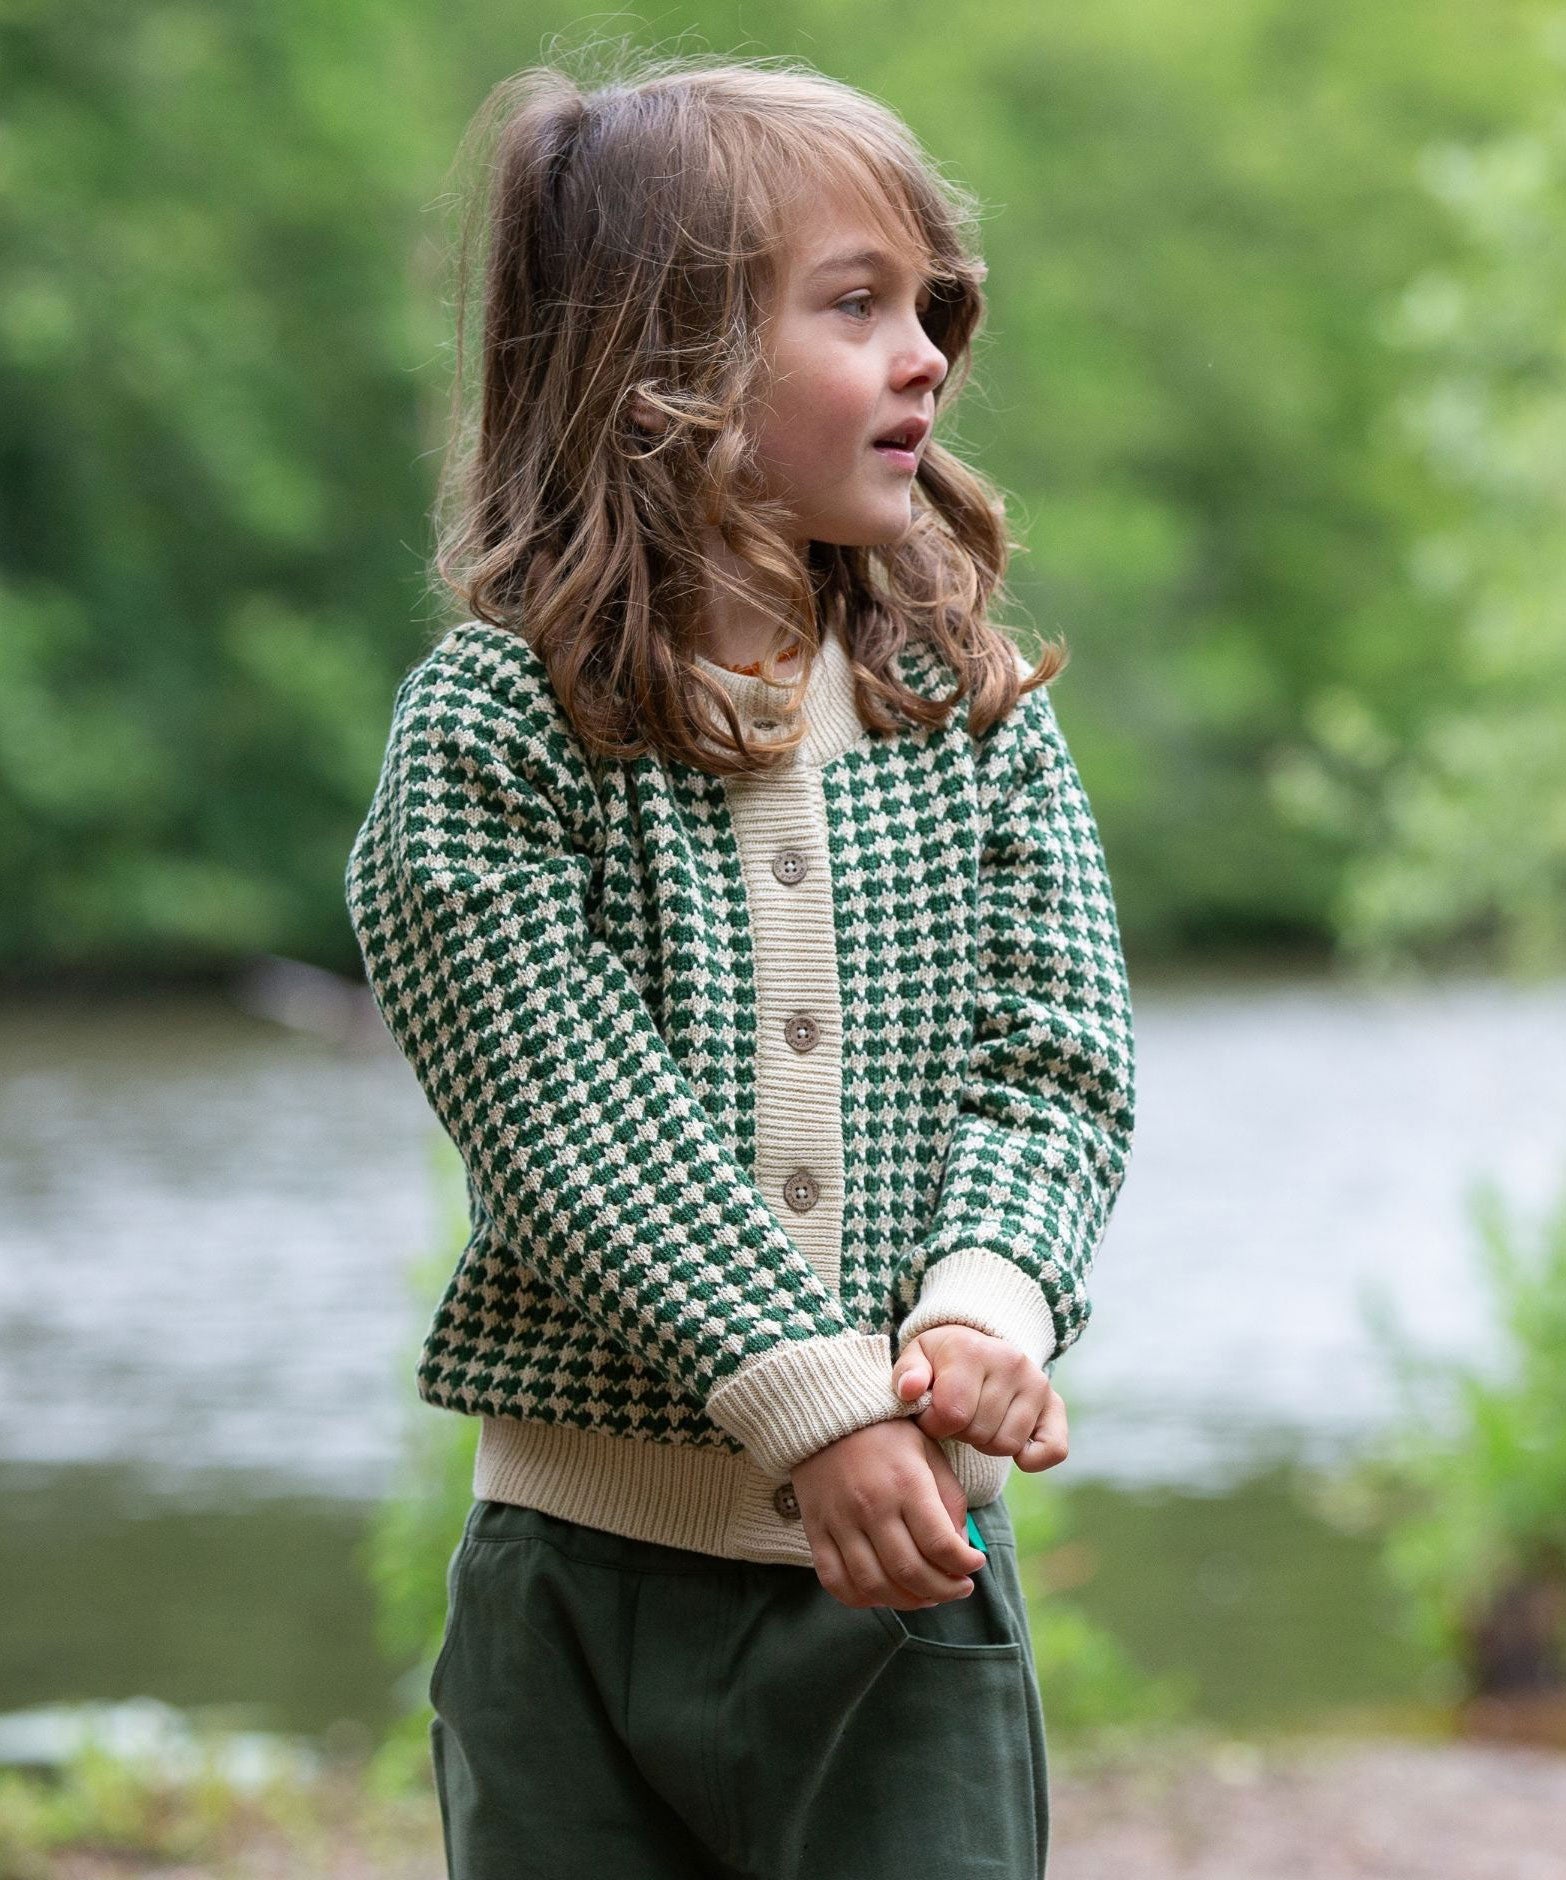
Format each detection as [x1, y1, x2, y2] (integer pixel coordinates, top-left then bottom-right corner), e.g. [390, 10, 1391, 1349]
[777, 178, 935, 284]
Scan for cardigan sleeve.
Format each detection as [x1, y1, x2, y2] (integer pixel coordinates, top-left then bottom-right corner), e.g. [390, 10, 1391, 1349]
[891, 661, 1136, 1376]
[344, 639, 928, 1480]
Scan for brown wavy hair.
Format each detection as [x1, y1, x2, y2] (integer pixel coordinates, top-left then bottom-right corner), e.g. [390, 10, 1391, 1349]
[425, 44, 1066, 773]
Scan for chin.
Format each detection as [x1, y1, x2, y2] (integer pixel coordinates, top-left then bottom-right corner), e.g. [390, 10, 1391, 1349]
[810, 507, 914, 550]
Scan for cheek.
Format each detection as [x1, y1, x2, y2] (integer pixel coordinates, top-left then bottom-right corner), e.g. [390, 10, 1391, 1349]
[757, 351, 876, 486]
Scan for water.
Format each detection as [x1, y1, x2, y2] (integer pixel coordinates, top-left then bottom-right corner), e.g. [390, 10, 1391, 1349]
[1069, 965, 1566, 1489]
[1, 1461, 395, 1738]
[4, 969, 1561, 1498]
[0, 990, 440, 1497]
[2, 967, 1561, 1737]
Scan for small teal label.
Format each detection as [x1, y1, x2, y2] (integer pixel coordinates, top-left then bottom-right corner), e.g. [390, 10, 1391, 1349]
[965, 1511, 988, 1555]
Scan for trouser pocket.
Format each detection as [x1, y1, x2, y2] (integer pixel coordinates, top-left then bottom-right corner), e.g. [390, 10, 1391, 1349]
[719, 1498, 1049, 1879]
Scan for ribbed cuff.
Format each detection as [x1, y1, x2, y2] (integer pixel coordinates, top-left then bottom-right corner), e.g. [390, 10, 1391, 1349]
[704, 1330, 934, 1480]
[894, 1249, 1058, 1372]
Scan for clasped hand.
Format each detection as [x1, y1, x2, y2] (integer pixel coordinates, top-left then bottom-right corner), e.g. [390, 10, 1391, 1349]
[790, 1326, 1068, 1612]
[890, 1323, 1067, 1470]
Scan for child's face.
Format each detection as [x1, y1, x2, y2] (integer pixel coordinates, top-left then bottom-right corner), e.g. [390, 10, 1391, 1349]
[750, 198, 949, 549]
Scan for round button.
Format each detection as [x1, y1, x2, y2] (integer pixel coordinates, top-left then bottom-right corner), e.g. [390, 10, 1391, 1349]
[773, 1481, 800, 1520]
[783, 1169, 820, 1213]
[772, 850, 808, 885]
[784, 1012, 820, 1053]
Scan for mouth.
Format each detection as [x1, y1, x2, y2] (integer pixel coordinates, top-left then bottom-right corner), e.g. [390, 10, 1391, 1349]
[870, 414, 930, 473]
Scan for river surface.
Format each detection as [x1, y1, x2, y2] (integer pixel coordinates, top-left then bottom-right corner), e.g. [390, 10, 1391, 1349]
[3, 968, 1561, 1496]
[2, 967, 1561, 1736]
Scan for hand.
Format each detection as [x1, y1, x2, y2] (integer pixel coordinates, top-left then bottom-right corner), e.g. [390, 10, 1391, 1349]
[889, 1325, 1068, 1472]
[790, 1417, 988, 1610]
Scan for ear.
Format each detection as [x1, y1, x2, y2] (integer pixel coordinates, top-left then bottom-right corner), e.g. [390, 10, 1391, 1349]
[629, 391, 668, 434]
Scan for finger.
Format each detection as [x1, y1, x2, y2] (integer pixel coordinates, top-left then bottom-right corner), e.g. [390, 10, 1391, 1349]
[989, 1388, 1048, 1459]
[1018, 1390, 1069, 1472]
[928, 1440, 972, 1531]
[811, 1527, 850, 1605]
[907, 1483, 987, 1582]
[892, 1351, 932, 1403]
[957, 1370, 1020, 1451]
[917, 1362, 984, 1440]
[870, 1514, 976, 1605]
[919, 1429, 974, 1530]
[833, 1526, 915, 1609]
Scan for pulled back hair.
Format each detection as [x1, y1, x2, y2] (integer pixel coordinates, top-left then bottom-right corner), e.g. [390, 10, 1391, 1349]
[427, 45, 1066, 773]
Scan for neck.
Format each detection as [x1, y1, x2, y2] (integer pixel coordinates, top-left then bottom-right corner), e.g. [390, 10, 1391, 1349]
[692, 525, 813, 668]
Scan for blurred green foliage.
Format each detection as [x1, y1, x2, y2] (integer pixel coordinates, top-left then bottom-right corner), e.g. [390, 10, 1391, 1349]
[354, 1133, 477, 1793]
[1322, 1169, 1566, 1699]
[1, 0, 452, 974]
[1, 0, 1560, 977]
[1006, 1469, 1198, 1738]
[1272, 40, 1566, 977]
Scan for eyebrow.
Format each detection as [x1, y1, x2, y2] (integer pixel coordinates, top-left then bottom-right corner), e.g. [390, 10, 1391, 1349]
[804, 246, 932, 285]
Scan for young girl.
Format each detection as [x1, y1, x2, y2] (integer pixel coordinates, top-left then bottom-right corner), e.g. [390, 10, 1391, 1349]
[346, 51, 1136, 1880]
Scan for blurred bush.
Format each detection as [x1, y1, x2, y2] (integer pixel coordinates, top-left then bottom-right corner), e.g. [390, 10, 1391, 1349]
[1321, 1166, 1566, 1741]
[1271, 20, 1566, 978]
[354, 1132, 475, 1799]
[2, 0, 1557, 978]
[1008, 1469, 1198, 1740]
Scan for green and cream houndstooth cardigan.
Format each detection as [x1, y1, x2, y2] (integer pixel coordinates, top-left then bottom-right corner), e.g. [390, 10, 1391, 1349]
[344, 614, 1136, 1566]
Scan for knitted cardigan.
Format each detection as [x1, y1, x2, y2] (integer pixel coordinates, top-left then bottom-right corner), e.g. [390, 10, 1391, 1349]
[344, 616, 1137, 1565]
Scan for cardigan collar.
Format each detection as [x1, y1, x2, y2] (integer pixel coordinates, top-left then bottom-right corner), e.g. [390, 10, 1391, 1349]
[691, 619, 868, 769]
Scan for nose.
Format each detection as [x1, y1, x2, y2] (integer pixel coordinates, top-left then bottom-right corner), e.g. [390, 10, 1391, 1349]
[894, 321, 947, 393]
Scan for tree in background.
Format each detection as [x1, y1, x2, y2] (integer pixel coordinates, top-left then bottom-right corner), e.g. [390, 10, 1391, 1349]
[0, 0, 452, 975]
[0, 0, 1552, 978]
[1272, 13, 1566, 978]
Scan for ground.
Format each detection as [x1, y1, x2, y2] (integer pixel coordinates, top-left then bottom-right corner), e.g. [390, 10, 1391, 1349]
[1047, 1728, 1566, 1879]
[27, 1729, 1566, 1878]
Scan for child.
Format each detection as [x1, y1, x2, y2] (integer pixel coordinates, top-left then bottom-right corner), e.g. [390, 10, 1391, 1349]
[345, 51, 1136, 1880]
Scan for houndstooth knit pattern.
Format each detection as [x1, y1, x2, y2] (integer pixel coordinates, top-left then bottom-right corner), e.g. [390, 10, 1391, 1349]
[344, 619, 1136, 1481]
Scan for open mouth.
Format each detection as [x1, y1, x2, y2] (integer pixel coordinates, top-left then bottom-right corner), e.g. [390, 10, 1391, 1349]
[870, 417, 929, 472]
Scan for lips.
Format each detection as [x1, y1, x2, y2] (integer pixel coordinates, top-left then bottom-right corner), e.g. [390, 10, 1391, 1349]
[872, 429, 924, 475]
[872, 415, 931, 452]
[872, 442, 918, 475]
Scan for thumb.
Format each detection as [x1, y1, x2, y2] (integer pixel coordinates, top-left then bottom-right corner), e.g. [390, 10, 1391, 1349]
[892, 1343, 932, 1402]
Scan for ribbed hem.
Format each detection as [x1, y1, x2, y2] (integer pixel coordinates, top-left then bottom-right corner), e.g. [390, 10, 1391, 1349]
[894, 1248, 1059, 1372]
[473, 1413, 1013, 1566]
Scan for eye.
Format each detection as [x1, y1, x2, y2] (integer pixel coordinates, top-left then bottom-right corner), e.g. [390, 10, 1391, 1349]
[835, 290, 936, 324]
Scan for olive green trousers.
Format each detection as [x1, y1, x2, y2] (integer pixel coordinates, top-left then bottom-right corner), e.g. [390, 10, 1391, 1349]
[428, 1491, 1050, 1879]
